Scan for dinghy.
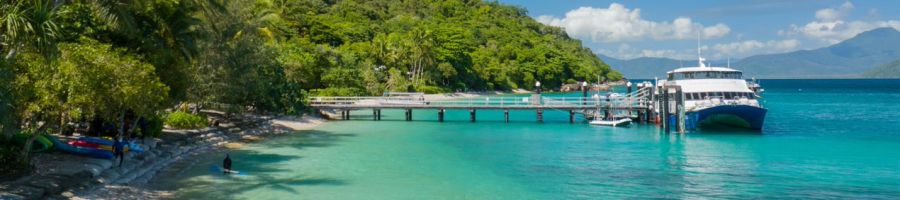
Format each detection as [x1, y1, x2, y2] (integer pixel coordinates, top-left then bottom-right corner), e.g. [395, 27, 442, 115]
[589, 118, 632, 127]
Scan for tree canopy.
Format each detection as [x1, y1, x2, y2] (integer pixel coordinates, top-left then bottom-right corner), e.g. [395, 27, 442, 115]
[0, 0, 621, 160]
[258, 0, 620, 94]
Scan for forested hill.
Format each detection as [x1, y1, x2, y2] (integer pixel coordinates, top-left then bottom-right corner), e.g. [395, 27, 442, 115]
[1, 0, 619, 121]
[864, 59, 900, 78]
[270, 0, 621, 94]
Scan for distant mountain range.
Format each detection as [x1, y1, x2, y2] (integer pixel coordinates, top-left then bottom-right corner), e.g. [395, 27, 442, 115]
[864, 59, 900, 78]
[602, 27, 900, 79]
[598, 55, 729, 79]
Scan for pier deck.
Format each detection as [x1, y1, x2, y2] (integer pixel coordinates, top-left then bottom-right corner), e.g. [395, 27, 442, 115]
[309, 96, 648, 110]
[309, 87, 655, 123]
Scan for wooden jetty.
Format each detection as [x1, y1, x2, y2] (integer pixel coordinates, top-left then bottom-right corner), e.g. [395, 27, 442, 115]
[309, 81, 689, 133]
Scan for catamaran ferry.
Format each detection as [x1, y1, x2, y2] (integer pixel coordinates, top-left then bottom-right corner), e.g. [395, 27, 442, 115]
[658, 57, 767, 130]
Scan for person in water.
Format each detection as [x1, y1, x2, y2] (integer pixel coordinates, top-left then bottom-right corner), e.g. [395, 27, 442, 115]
[223, 153, 232, 174]
[113, 137, 126, 167]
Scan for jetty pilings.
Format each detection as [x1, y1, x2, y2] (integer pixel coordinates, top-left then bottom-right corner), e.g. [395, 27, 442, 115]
[504, 110, 510, 123]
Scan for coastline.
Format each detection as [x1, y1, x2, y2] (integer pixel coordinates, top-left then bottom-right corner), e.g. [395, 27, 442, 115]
[72, 91, 524, 199]
[0, 112, 325, 200]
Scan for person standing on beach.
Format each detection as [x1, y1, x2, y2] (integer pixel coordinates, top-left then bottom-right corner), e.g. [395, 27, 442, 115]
[113, 137, 126, 167]
[223, 154, 232, 174]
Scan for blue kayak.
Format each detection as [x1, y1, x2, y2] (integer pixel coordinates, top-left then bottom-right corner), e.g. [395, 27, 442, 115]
[48, 136, 114, 159]
[78, 136, 114, 145]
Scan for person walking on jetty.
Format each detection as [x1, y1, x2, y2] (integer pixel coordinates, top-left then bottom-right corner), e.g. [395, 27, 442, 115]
[113, 137, 126, 167]
[223, 154, 233, 174]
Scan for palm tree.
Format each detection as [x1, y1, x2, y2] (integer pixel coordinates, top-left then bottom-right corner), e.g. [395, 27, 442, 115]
[0, 0, 62, 159]
[407, 27, 435, 87]
[2, 0, 60, 60]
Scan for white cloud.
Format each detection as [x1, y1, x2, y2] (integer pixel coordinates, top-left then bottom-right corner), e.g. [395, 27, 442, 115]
[711, 39, 800, 56]
[815, 2, 852, 22]
[703, 24, 731, 38]
[597, 44, 703, 60]
[536, 3, 730, 43]
[599, 39, 798, 61]
[784, 1, 900, 44]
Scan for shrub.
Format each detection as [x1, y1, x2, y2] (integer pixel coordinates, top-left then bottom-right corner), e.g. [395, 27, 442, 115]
[311, 87, 365, 96]
[164, 111, 207, 129]
[0, 140, 32, 181]
[142, 115, 165, 137]
[414, 85, 446, 94]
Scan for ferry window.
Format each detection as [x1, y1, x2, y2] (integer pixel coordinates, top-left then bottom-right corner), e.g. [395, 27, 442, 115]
[692, 93, 699, 100]
[725, 92, 734, 99]
[699, 93, 708, 99]
[715, 92, 723, 97]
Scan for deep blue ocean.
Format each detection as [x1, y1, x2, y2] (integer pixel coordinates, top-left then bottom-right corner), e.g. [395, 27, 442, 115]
[152, 79, 900, 199]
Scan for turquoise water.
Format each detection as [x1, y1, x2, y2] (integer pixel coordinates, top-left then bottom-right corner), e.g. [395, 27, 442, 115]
[153, 79, 900, 199]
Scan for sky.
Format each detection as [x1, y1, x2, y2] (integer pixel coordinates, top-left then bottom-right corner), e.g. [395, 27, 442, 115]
[497, 0, 900, 60]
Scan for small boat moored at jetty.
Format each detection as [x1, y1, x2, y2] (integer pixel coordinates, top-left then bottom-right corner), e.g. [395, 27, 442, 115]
[589, 118, 632, 127]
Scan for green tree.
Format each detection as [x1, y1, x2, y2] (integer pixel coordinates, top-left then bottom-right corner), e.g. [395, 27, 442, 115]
[0, 0, 62, 158]
[88, 0, 201, 102]
[10, 39, 169, 159]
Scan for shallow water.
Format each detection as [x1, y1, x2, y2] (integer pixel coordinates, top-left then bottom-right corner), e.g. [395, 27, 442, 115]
[152, 79, 900, 199]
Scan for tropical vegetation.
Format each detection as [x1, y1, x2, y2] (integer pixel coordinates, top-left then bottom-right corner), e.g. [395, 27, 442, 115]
[0, 0, 619, 173]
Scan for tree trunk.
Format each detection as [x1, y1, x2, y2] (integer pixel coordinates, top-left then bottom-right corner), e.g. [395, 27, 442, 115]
[118, 111, 126, 139]
[5, 48, 17, 60]
[126, 116, 140, 140]
[58, 111, 66, 135]
[21, 123, 47, 160]
[418, 60, 425, 86]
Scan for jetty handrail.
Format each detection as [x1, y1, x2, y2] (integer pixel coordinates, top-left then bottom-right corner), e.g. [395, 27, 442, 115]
[309, 86, 654, 109]
[310, 87, 654, 108]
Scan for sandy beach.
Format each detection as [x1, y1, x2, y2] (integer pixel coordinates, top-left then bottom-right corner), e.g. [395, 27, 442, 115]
[0, 112, 325, 200]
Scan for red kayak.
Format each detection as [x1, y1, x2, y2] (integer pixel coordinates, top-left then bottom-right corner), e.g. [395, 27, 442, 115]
[69, 140, 125, 152]
[69, 140, 101, 148]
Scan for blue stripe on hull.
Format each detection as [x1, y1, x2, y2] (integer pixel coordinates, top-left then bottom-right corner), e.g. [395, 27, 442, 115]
[686, 105, 767, 130]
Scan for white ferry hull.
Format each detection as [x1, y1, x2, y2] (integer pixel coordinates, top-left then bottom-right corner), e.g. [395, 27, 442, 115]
[686, 105, 767, 130]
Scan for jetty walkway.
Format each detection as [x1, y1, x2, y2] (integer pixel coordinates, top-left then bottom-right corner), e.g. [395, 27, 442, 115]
[309, 86, 655, 123]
